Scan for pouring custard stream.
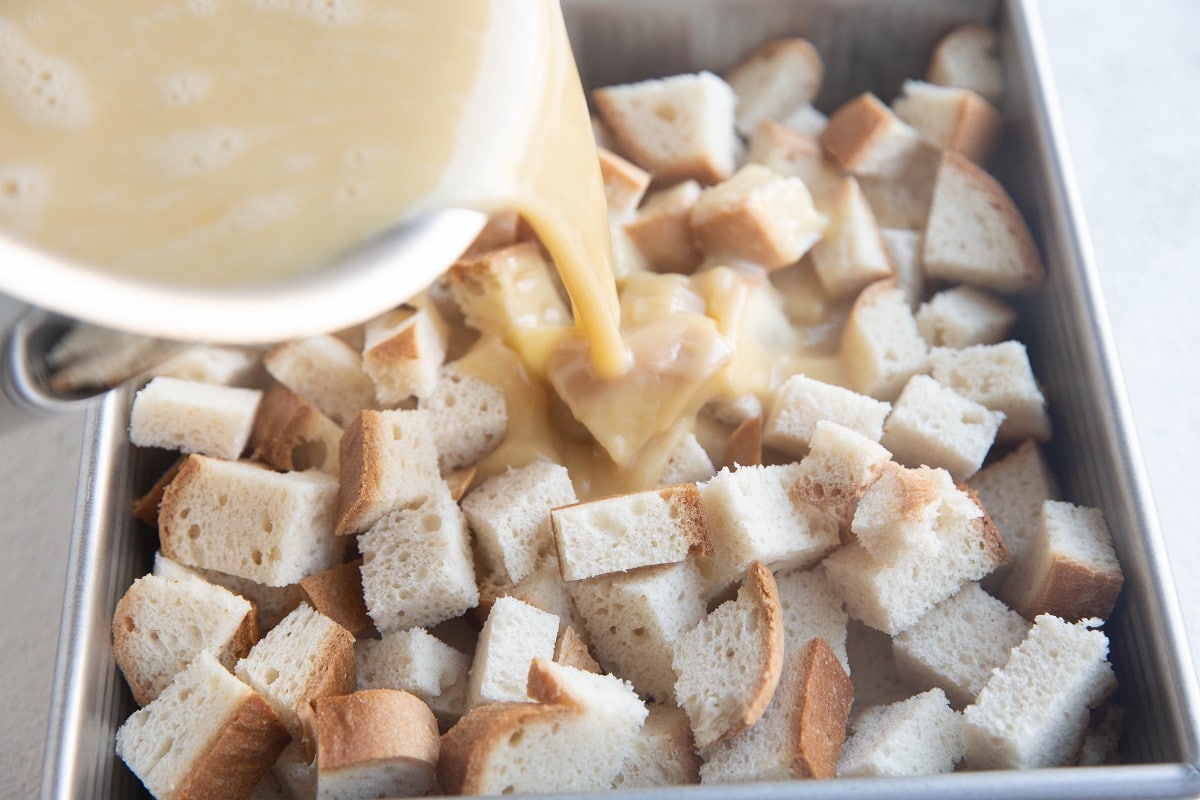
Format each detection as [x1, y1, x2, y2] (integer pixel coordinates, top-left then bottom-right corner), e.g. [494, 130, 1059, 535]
[0, 0, 846, 495]
[0, 0, 625, 375]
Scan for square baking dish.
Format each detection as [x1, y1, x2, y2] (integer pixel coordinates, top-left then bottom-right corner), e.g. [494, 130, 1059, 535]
[31, 0, 1200, 797]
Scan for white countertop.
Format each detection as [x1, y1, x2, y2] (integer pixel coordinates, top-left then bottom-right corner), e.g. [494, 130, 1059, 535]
[2, 1, 1198, 795]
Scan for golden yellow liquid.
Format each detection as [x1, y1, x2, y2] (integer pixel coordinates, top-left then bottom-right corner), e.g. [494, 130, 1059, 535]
[0, 0, 625, 374]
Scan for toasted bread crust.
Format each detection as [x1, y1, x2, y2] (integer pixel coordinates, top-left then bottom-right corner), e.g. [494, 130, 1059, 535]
[660, 483, 715, 558]
[174, 691, 290, 800]
[819, 93, 894, 172]
[302, 623, 358, 709]
[949, 91, 1004, 164]
[157, 454, 205, 564]
[737, 561, 786, 743]
[960, 482, 1012, 570]
[1017, 554, 1123, 623]
[299, 560, 374, 637]
[131, 457, 184, 527]
[251, 383, 331, 472]
[555, 626, 602, 674]
[335, 410, 382, 536]
[313, 689, 439, 773]
[926, 151, 1045, 293]
[793, 637, 854, 779]
[444, 465, 478, 503]
[437, 702, 577, 795]
[724, 416, 763, 470]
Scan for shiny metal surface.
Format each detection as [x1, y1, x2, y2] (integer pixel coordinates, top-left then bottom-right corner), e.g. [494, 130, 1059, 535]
[30, 1, 1200, 797]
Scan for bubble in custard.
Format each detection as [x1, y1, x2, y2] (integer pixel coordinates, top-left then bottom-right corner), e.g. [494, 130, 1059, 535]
[157, 71, 213, 108]
[0, 163, 51, 227]
[185, 0, 220, 16]
[228, 191, 300, 232]
[244, 0, 364, 25]
[155, 125, 249, 177]
[0, 17, 94, 130]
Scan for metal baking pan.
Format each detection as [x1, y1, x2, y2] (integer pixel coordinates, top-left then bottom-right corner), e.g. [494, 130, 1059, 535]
[19, 0, 1200, 797]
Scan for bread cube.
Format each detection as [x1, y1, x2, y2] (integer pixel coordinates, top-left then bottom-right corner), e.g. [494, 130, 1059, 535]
[552, 483, 711, 581]
[690, 164, 825, 270]
[362, 306, 447, 404]
[923, 151, 1045, 293]
[892, 582, 1031, 707]
[593, 71, 740, 184]
[298, 560, 373, 637]
[130, 376, 261, 460]
[840, 279, 929, 401]
[310, 690, 440, 799]
[419, 366, 508, 472]
[147, 344, 262, 387]
[810, 176, 894, 298]
[927, 23, 1005, 107]
[250, 382, 342, 474]
[336, 408, 443, 535]
[850, 462, 942, 559]
[725, 37, 823, 137]
[969, 439, 1062, 587]
[764, 374, 892, 458]
[823, 472, 1009, 635]
[598, 147, 651, 220]
[467, 597, 560, 709]
[262, 335, 377, 427]
[569, 560, 707, 704]
[657, 431, 717, 486]
[113, 572, 257, 706]
[159, 455, 342, 587]
[917, 284, 1018, 347]
[845, 619, 922, 713]
[359, 483, 479, 633]
[775, 566, 850, 670]
[153, 553, 306, 634]
[746, 117, 841, 203]
[857, 142, 941, 231]
[116, 651, 289, 800]
[235, 603, 355, 740]
[721, 415, 763, 470]
[701, 637, 852, 782]
[447, 241, 572, 339]
[439, 660, 647, 795]
[673, 563, 784, 748]
[838, 688, 964, 777]
[698, 463, 841, 590]
[881, 374, 1005, 480]
[819, 93, 923, 176]
[963, 615, 1116, 769]
[356, 628, 471, 728]
[477, 552, 583, 636]
[892, 80, 1003, 164]
[623, 180, 704, 274]
[554, 626, 601, 674]
[880, 227, 924, 308]
[461, 458, 576, 584]
[611, 705, 701, 788]
[782, 104, 829, 137]
[460, 210, 523, 260]
[792, 420, 892, 507]
[1002, 501, 1124, 622]
[928, 341, 1051, 443]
